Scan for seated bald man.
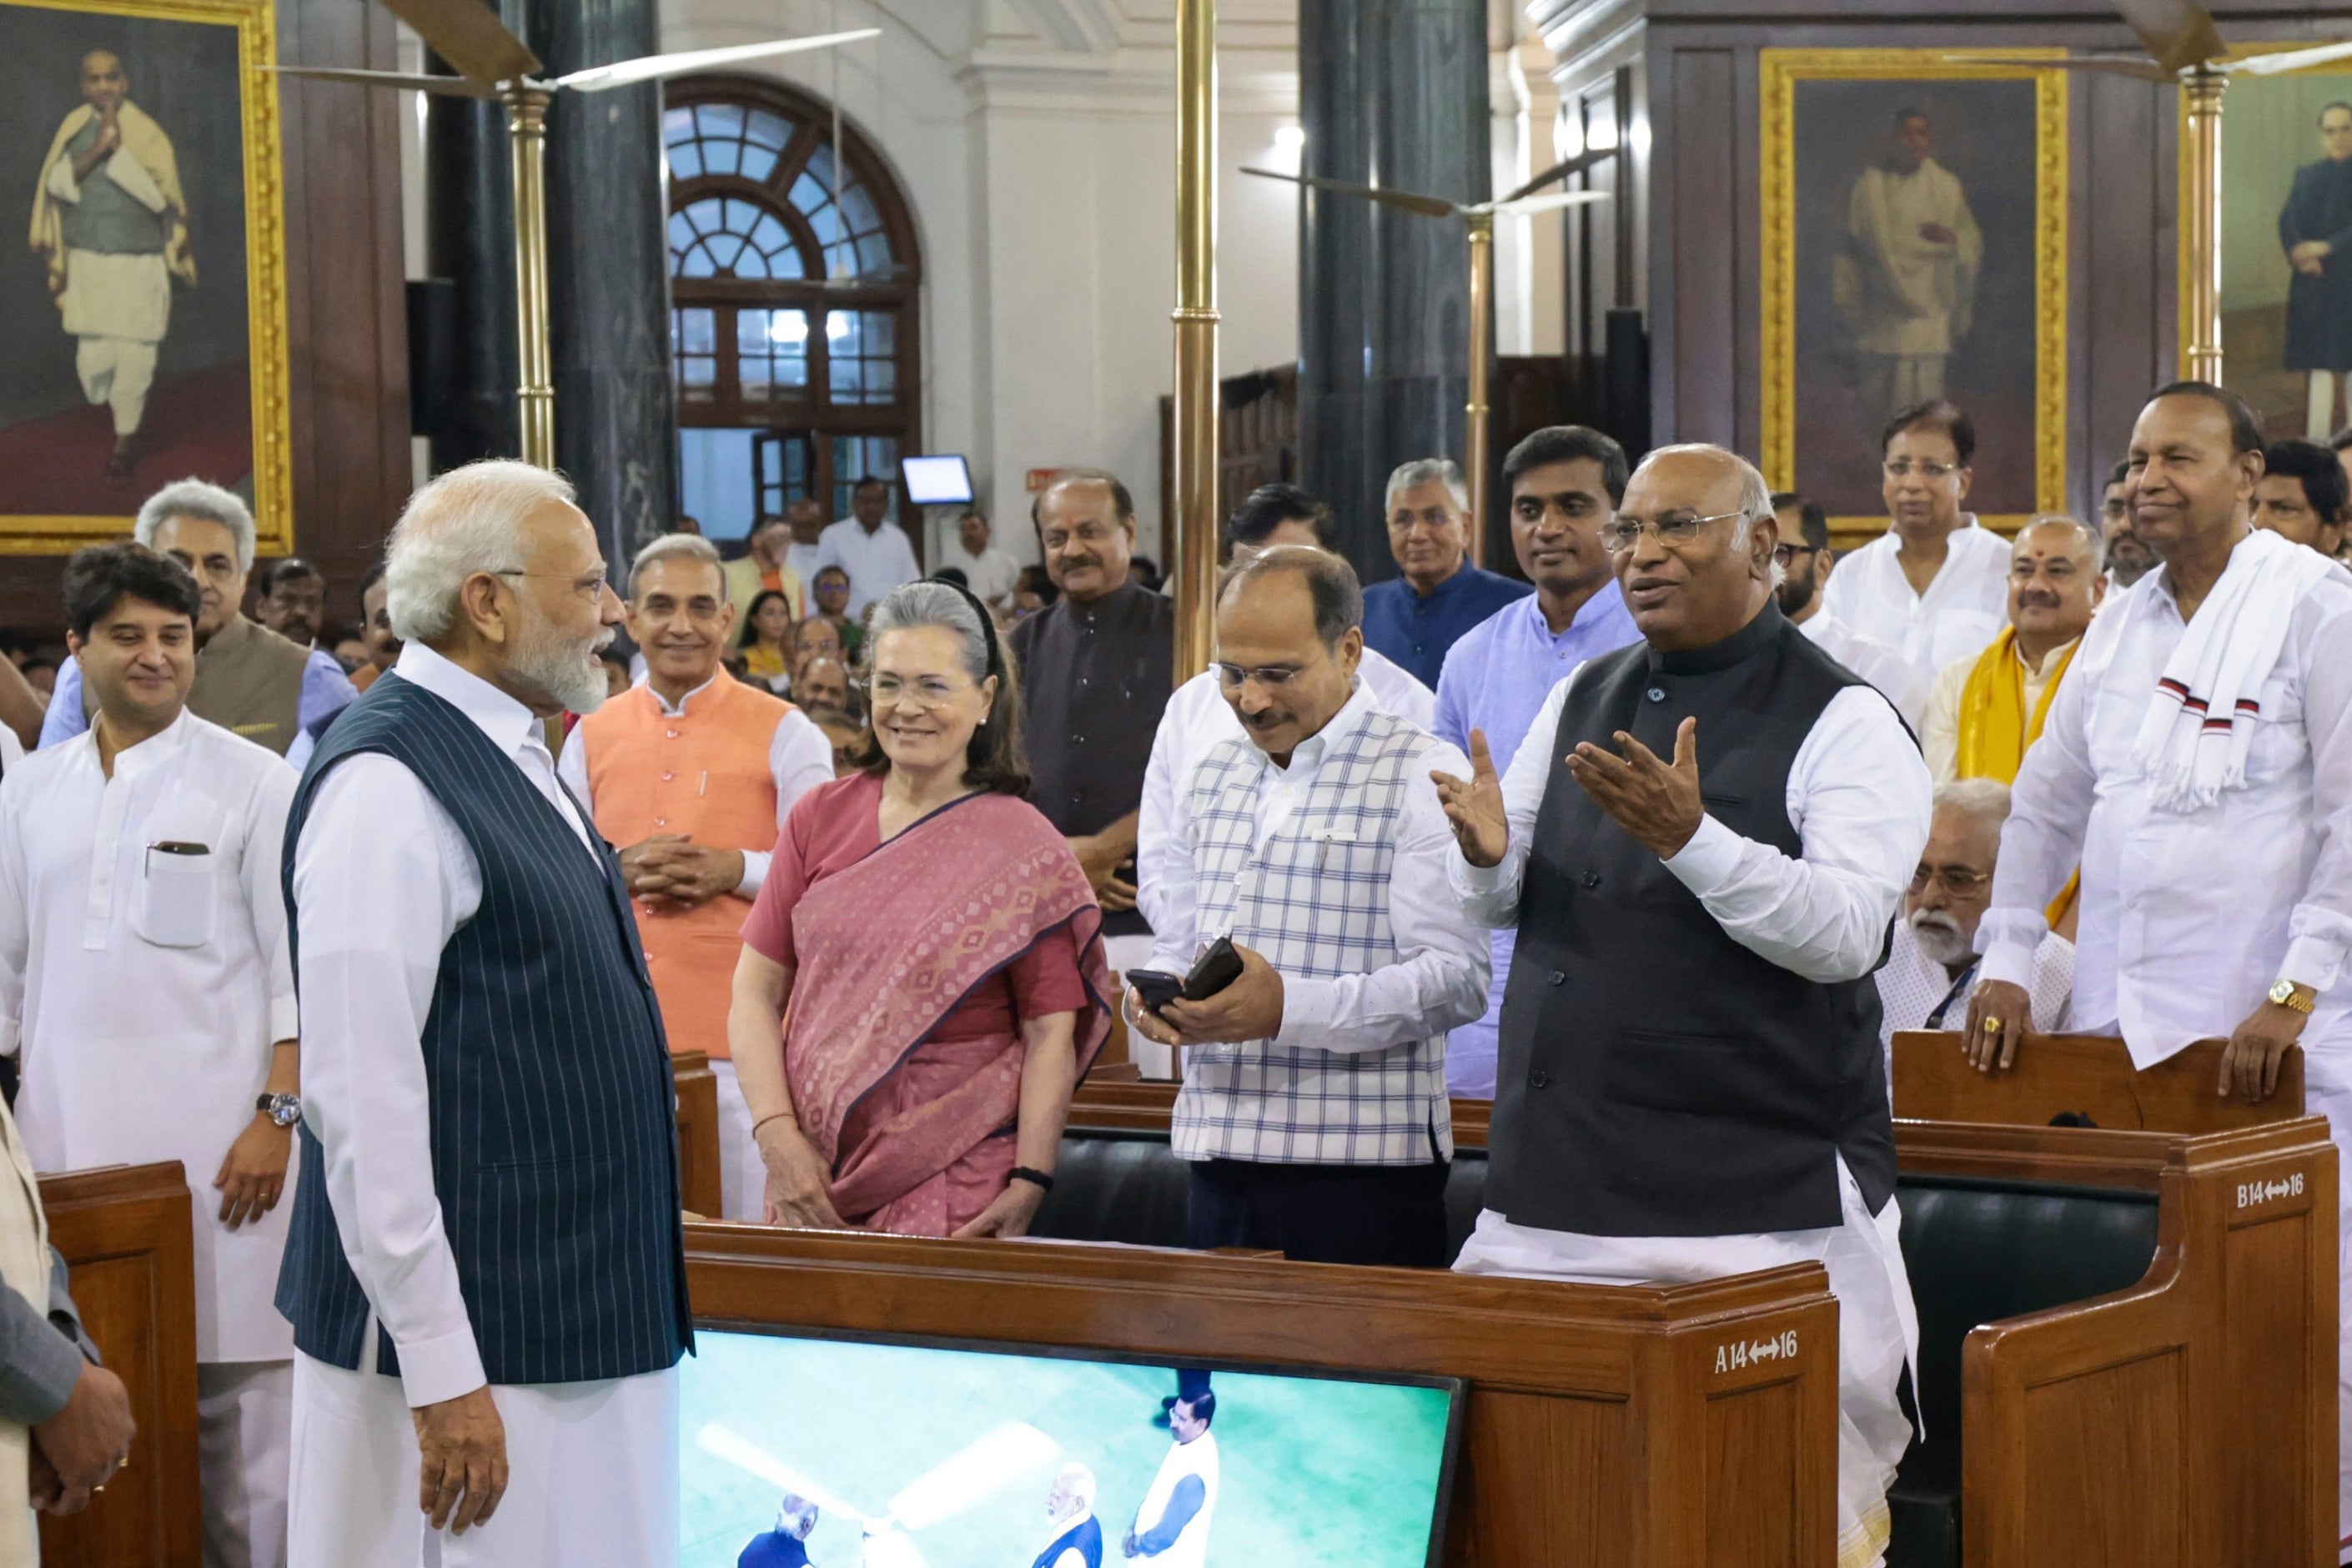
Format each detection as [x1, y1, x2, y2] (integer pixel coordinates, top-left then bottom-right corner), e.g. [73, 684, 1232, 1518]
[1433, 442, 1931, 1568]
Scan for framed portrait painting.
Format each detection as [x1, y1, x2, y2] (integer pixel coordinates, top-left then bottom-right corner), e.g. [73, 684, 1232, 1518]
[2196, 48, 2352, 443]
[0, 0, 289, 554]
[1761, 50, 2068, 532]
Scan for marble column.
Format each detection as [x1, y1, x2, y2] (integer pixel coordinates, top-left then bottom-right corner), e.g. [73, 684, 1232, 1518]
[535, 0, 677, 565]
[425, 32, 525, 471]
[1298, 0, 1490, 585]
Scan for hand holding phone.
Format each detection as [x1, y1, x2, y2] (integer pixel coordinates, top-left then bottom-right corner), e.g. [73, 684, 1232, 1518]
[1126, 969, 1184, 1013]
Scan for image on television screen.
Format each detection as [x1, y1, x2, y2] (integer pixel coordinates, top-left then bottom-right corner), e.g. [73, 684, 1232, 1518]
[683, 1327, 1462, 1568]
[902, 455, 975, 506]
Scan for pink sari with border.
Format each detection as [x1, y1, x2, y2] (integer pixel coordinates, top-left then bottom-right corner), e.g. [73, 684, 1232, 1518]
[784, 791, 1113, 1235]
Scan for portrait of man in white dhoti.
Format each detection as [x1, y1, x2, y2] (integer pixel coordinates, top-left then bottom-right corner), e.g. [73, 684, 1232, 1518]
[1837, 108, 1983, 425]
[26, 46, 195, 482]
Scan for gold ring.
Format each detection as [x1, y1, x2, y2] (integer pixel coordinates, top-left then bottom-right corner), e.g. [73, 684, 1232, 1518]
[1982, 1018, 2001, 1033]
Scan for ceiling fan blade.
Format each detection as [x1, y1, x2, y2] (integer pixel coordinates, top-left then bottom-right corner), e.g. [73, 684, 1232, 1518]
[1503, 146, 1618, 204]
[1937, 53, 2179, 79]
[376, 0, 540, 87]
[2228, 38, 2352, 77]
[884, 1422, 1058, 1532]
[264, 64, 499, 97]
[1238, 167, 1459, 219]
[556, 28, 882, 93]
[2110, 0, 2225, 76]
[1485, 190, 1614, 217]
[693, 1424, 868, 1524]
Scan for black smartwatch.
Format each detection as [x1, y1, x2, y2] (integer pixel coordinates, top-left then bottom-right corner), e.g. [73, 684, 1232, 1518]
[1007, 1166, 1055, 1192]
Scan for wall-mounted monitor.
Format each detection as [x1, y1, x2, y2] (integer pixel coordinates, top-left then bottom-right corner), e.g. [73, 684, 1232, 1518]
[902, 455, 976, 507]
[683, 1325, 1465, 1568]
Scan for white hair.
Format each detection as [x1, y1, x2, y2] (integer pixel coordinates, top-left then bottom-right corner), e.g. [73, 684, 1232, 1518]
[776, 1493, 818, 1540]
[1932, 776, 2013, 832]
[1384, 458, 1470, 518]
[628, 531, 723, 599]
[136, 479, 255, 571]
[1053, 1462, 1096, 1510]
[384, 461, 575, 642]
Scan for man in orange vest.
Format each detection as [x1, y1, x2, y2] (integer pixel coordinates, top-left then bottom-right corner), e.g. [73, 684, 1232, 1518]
[558, 534, 833, 1219]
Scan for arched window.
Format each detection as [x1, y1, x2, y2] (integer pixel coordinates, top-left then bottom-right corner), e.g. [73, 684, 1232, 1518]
[664, 77, 921, 543]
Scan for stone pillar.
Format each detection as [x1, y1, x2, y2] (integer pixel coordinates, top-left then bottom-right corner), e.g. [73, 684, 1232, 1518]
[1297, 0, 1490, 585]
[536, 0, 677, 565]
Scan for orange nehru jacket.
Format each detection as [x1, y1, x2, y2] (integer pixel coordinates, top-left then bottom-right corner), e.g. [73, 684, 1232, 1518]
[579, 676, 795, 1058]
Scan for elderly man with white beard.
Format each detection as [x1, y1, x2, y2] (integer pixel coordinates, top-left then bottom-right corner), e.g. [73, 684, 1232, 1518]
[1876, 777, 2073, 1069]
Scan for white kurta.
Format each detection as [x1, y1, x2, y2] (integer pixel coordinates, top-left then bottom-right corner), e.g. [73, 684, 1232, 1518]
[1819, 520, 2013, 694]
[1843, 158, 1983, 359]
[0, 711, 296, 1364]
[285, 643, 676, 1565]
[1128, 1430, 1217, 1568]
[1917, 635, 2078, 787]
[1797, 611, 1927, 727]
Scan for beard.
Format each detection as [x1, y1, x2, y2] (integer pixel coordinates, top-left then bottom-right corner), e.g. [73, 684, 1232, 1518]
[1774, 568, 1817, 619]
[511, 605, 614, 716]
[1908, 907, 1977, 968]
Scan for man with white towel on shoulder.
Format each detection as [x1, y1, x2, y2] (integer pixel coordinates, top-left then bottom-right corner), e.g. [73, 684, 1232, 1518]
[1966, 380, 2352, 1562]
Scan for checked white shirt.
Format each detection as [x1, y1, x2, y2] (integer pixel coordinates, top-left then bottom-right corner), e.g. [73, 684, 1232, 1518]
[1152, 688, 1488, 1165]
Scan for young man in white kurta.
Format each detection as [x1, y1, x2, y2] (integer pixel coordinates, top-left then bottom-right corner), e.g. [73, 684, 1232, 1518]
[1968, 385, 2352, 1558]
[0, 546, 299, 1567]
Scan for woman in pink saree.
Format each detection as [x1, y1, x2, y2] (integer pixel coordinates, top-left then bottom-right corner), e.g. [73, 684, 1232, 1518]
[728, 580, 1113, 1238]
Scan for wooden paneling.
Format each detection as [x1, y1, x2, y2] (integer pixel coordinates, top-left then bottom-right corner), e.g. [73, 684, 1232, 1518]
[688, 1225, 1841, 1567]
[673, 1050, 721, 1220]
[0, 0, 410, 633]
[1892, 1032, 2306, 1134]
[35, 1162, 200, 1568]
[2019, 1351, 2184, 1565]
[1666, 48, 1738, 448]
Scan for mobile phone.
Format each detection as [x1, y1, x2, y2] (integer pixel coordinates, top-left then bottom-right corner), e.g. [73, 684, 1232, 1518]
[1126, 969, 1184, 1013]
[1181, 936, 1244, 1002]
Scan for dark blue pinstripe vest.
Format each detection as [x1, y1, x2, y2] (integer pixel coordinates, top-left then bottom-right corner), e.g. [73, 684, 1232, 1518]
[274, 675, 692, 1385]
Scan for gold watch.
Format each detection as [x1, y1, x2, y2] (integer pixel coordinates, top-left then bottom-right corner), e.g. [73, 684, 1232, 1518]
[2269, 979, 2317, 1015]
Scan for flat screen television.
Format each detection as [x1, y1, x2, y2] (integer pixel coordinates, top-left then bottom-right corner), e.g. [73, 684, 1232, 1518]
[682, 1324, 1465, 1568]
[901, 455, 976, 507]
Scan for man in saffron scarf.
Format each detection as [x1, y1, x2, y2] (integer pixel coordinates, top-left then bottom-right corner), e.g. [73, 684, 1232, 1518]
[1920, 515, 2104, 787]
[728, 581, 1113, 1238]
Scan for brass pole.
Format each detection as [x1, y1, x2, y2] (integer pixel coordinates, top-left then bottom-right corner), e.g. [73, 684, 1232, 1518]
[2182, 68, 2225, 385]
[1171, 0, 1219, 682]
[508, 87, 557, 468]
[1465, 214, 1493, 569]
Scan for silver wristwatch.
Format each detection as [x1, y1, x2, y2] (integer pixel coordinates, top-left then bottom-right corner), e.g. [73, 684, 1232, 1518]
[257, 1093, 302, 1128]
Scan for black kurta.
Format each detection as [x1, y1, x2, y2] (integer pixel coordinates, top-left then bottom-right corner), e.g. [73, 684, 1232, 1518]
[1010, 583, 1175, 937]
[2281, 155, 2352, 374]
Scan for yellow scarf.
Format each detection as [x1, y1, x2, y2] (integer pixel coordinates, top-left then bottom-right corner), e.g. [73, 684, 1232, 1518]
[1953, 626, 2076, 785]
[1955, 625, 2081, 927]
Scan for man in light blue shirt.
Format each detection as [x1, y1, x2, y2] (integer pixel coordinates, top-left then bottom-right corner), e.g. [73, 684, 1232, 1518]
[1433, 427, 1642, 1096]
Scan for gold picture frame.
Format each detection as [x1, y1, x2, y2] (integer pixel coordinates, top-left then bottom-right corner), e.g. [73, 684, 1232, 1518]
[0, 0, 291, 554]
[1760, 48, 2068, 538]
[2182, 45, 2352, 437]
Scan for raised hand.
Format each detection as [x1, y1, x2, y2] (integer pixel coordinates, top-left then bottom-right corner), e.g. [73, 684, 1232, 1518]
[1566, 717, 1703, 860]
[1430, 729, 1510, 868]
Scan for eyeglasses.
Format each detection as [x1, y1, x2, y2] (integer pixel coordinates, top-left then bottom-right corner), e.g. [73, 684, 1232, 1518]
[1772, 543, 1821, 567]
[1213, 660, 1315, 692]
[1882, 459, 1958, 482]
[494, 569, 609, 603]
[1598, 510, 1746, 555]
[1909, 865, 1993, 897]
[870, 674, 974, 711]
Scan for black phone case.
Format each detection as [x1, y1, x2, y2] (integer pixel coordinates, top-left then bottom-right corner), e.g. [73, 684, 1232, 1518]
[1182, 937, 1244, 1002]
[1125, 968, 1184, 1010]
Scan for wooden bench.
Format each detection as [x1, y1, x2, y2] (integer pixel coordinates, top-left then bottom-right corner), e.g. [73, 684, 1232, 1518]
[36, 1161, 201, 1568]
[1892, 1032, 2307, 1133]
[672, 1050, 721, 1219]
[687, 1223, 1844, 1565]
[1052, 1083, 2339, 1568]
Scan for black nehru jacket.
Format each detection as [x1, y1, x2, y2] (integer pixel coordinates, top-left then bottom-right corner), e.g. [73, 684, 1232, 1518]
[1489, 604, 1897, 1238]
[1012, 583, 1175, 937]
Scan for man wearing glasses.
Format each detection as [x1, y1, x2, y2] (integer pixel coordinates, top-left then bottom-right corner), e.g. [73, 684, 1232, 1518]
[1876, 778, 2073, 1068]
[556, 533, 833, 1220]
[1126, 546, 1487, 1268]
[1435, 443, 1930, 1568]
[1769, 490, 1924, 724]
[1818, 399, 2012, 692]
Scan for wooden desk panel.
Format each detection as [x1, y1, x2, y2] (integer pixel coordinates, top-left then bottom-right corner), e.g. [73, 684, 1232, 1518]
[1892, 1032, 2305, 1134]
[673, 1051, 721, 1219]
[688, 1228, 1840, 1566]
[36, 1162, 200, 1568]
